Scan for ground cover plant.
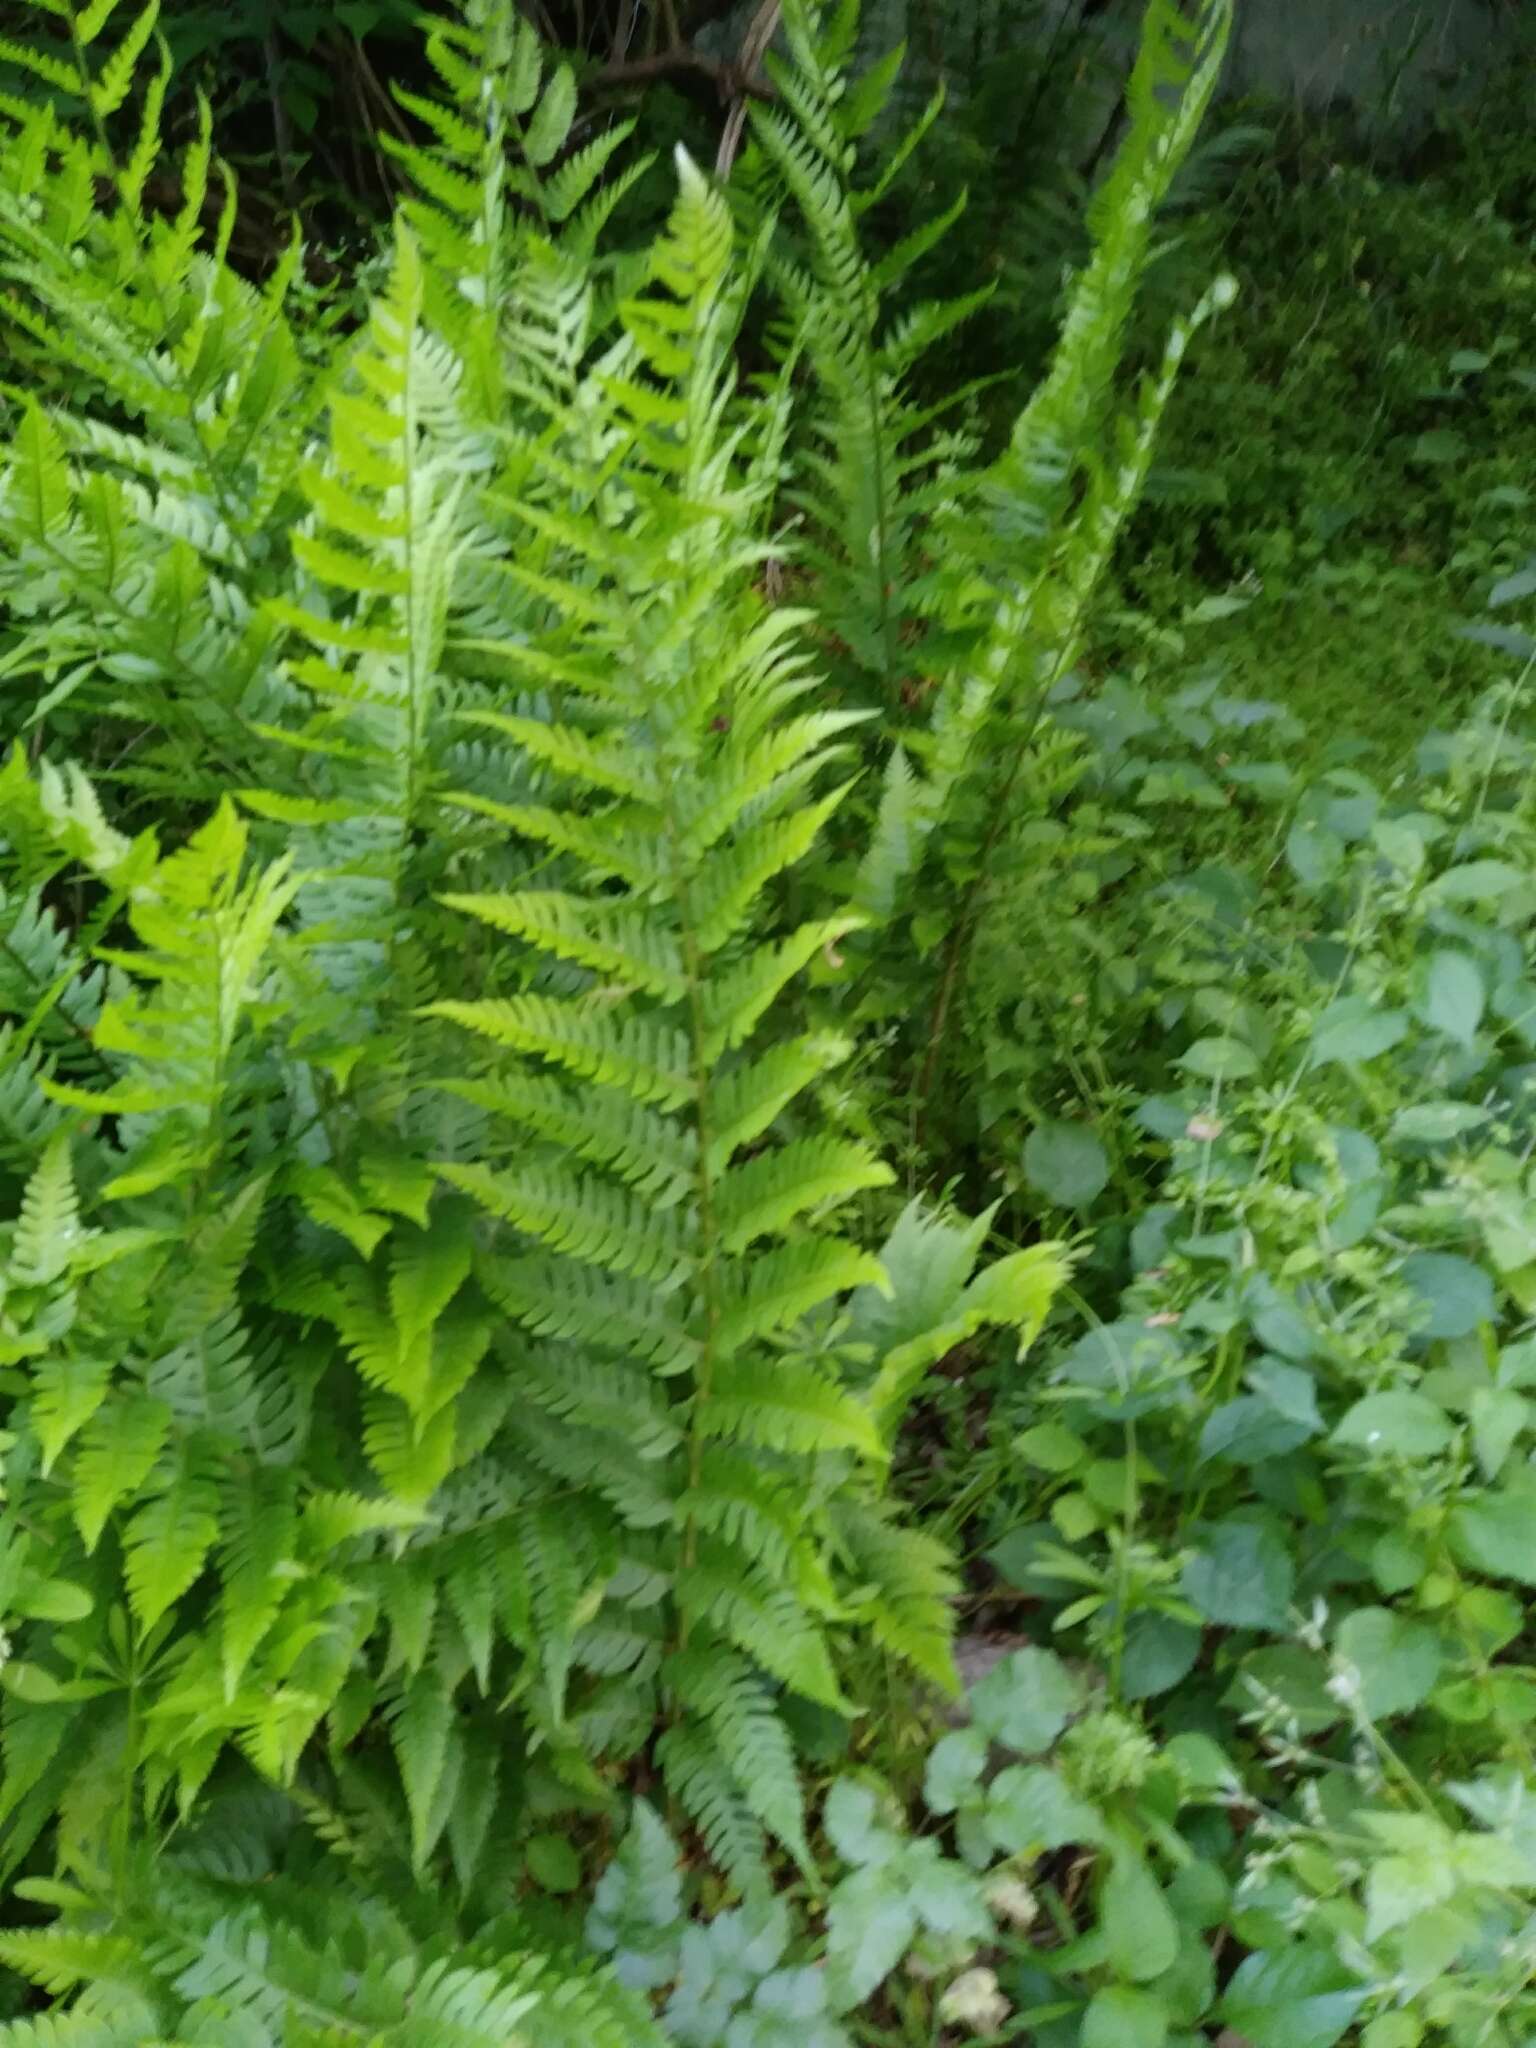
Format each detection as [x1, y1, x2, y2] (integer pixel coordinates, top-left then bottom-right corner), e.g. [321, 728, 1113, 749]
[0, 0, 1532, 2043]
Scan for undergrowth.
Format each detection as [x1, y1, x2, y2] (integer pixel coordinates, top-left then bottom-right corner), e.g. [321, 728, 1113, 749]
[0, 1, 1532, 2045]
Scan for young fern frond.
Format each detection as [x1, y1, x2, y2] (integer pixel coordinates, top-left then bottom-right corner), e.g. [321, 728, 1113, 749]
[746, 0, 987, 703]
[848, 0, 1234, 1114]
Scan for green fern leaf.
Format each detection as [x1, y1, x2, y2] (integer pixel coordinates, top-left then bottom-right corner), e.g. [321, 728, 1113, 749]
[424, 997, 693, 1109]
[680, 1551, 844, 1710]
[71, 1395, 170, 1552]
[666, 1647, 812, 1874]
[10, 1133, 79, 1287]
[700, 1354, 885, 1463]
[123, 1460, 219, 1630]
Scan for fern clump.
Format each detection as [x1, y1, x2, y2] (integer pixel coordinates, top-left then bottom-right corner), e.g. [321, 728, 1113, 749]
[0, 0, 1236, 2033]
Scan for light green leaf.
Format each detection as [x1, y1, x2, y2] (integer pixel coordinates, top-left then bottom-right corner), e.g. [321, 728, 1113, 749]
[1023, 1120, 1110, 1208]
[1417, 950, 1485, 1046]
[1364, 1853, 1456, 1941]
[1470, 1386, 1528, 1478]
[968, 1647, 1083, 1754]
[1400, 1253, 1496, 1340]
[1015, 1422, 1088, 1473]
[1335, 1607, 1442, 1720]
[1083, 1985, 1169, 2048]
[1221, 1946, 1368, 2048]
[984, 1764, 1103, 1854]
[1449, 1479, 1536, 1586]
[1286, 819, 1343, 890]
[1310, 999, 1408, 1067]
[1426, 861, 1527, 908]
[825, 1865, 917, 2004]
[1102, 1843, 1179, 1982]
[1333, 1390, 1455, 1459]
[1389, 1101, 1489, 1145]
[1178, 1037, 1259, 1081]
[14, 1579, 92, 1624]
[924, 1729, 987, 1816]
[823, 1780, 901, 1869]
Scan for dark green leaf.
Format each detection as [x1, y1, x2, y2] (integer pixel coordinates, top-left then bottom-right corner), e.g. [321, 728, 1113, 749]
[1119, 1613, 1201, 1700]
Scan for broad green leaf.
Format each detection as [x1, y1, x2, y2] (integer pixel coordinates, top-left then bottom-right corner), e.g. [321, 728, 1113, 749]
[1416, 949, 1485, 1045]
[1102, 1843, 1179, 1982]
[1389, 1101, 1489, 1145]
[968, 1647, 1083, 1754]
[14, 1579, 92, 1623]
[1426, 861, 1527, 908]
[1220, 1946, 1368, 2048]
[1309, 998, 1408, 1067]
[985, 1764, 1103, 1854]
[924, 1729, 987, 1816]
[1333, 1390, 1455, 1459]
[1448, 1480, 1536, 1586]
[824, 1865, 917, 2004]
[1364, 1853, 1455, 1940]
[1181, 1518, 1293, 1631]
[1178, 1036, 1259, 1081]
[1119, 1613, 1201, 1700]
[823, 1780, 901, 1868]
[1286, 819, 1343, 889]
[1082, 1984, 1169, 2048]
[1470, 1386, 1528, 1478]
[1023, 1119, 1110, 1208]
[1400, 1253, 1496, 1339]
[1335, 1607, 1442, 1720]
[1015, 1422, 1087, 1473]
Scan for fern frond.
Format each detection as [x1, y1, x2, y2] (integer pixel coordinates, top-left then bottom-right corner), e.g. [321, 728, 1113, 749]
[10, 1133, 78, 1288]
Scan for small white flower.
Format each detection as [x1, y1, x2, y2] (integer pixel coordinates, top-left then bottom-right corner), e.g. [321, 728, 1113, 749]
[986, 1873, 1038, 1931]
[939, 1966, 1010, 2035]
[1326, 1663, 1362, 1705]
[1186, 1114, 1223, 1142]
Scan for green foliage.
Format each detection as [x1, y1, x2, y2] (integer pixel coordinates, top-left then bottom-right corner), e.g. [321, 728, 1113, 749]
[32, 4, 1536, 2048]
[0, 0, 1245, 2028]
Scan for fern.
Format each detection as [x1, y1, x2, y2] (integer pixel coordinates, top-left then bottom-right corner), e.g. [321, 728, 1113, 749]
[744, 0, 985, 705]
[843, 0, 1235, 1118]
[0, 0, 1088, 1953]
[0, 1848, 665, 2047]
[408, 147, 1065, 1874]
